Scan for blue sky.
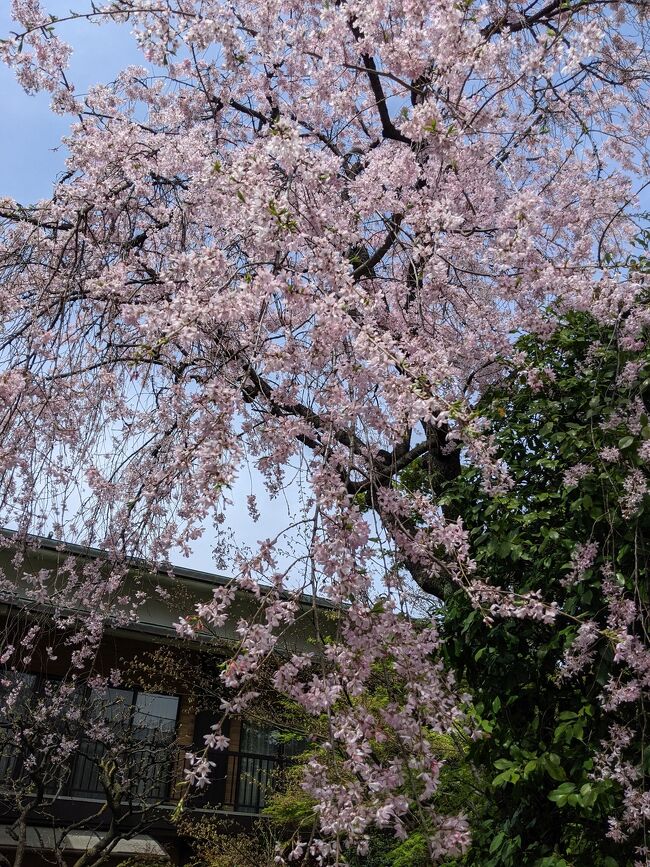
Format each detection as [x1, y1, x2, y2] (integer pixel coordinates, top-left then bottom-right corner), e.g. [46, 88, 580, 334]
[0, 7, 143, 203]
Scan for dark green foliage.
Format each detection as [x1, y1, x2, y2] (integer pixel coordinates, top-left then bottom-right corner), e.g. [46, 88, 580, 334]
[439, 310, 650, 866]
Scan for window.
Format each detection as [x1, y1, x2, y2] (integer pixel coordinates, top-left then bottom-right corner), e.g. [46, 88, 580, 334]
[0, 671, 37, 778]
[234, 723, 308, 813]
[0, 673, 179, 803]
[0, 673, 85, 793]
[70, 688, 179, 801]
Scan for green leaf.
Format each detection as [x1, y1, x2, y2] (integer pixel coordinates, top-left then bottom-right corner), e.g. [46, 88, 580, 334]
[489, 832, 505, 854]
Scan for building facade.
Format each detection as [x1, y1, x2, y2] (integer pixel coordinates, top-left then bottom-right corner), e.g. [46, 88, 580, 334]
[0, 534, 325, 865]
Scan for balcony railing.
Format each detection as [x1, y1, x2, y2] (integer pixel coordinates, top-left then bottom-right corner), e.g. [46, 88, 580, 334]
[0, 731, 179, 804]
[68, 738, 176, 801]
[229, 750, 286, 813]
[0, 736, 288, 816]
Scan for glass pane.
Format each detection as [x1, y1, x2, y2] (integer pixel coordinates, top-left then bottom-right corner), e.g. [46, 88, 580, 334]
[106, 687, 135, 720]
[69, 740, 105, 797]
[235, 724, 307, 813]
[133, 693, 178, 735]
[282, 735, 310, 758]
[240, 723, 281, 756]
[236, 754, 278, 812]
[131, 693, 178, 801]
[0, 672, 37, 779]
[0, 671, 37, 721]
[88, 687, 134, 724]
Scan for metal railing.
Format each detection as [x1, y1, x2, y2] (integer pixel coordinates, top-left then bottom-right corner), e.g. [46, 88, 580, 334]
[67, 738, 177, 800]
[0, 735, 289, 815]
[0, 729, 179, 803]
[229, 750, 286, 813]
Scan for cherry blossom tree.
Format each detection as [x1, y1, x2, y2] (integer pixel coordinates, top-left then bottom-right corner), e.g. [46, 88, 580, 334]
[0, 0, 649, 861]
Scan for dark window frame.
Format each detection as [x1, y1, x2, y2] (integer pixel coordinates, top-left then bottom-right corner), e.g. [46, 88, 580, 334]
[233, 722, 309, 814]
[70, 684, 182, 801]
[0, 668, 182, 803]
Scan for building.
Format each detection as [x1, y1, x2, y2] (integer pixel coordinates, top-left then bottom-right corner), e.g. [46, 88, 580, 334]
[0, 533, 330, 866]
